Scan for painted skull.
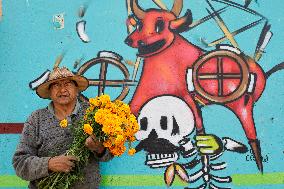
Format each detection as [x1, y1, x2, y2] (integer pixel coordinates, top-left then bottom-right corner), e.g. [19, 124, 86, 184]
[135, 95, 196, 168]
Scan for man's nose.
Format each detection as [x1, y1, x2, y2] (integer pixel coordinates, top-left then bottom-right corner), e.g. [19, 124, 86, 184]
[59, 86, 68, 92]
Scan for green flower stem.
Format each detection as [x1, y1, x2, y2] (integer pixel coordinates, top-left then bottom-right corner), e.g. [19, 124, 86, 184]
[40, 173, 58, 189]
[50, 173, 62, 189]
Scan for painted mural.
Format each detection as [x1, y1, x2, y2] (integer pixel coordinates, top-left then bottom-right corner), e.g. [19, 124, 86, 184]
[0, 0, 284, 188]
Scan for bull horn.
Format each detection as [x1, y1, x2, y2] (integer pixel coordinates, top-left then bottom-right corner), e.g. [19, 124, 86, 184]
[171, 0, 183, 17]
[169, 9, 192, 33]
[131, 0, 145, 19]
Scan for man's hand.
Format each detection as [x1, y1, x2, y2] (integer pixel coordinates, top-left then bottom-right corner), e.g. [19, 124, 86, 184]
[48, 155, 78, 173]
[195, 134, 223, 155]
[85, 135, 105, 155]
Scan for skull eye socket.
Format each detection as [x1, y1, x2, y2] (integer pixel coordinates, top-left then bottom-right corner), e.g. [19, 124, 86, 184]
[140, 117, 148, 130]
[160, 116, 167, 130]
[155, 19, 165, 33]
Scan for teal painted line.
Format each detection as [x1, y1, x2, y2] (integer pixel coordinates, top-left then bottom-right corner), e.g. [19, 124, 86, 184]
[1, 173, 284, 187]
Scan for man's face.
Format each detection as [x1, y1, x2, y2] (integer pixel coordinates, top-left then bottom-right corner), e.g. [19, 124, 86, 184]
[49, 79, 78, 106]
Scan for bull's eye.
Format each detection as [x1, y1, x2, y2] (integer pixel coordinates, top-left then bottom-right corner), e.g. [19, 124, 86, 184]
[140, 117, 148, 130]
[155, 19, 165, 33]
[136, 21, 143, 32]
[160, 116, 167, 130]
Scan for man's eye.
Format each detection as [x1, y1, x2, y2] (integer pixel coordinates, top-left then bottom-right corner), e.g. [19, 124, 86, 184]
[53, 84, 60, 88]
[65, 82, 72, 87]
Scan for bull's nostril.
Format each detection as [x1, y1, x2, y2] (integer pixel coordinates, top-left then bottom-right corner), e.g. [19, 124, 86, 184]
[124, 37, 133, 46]
[138, 40, 145, 47]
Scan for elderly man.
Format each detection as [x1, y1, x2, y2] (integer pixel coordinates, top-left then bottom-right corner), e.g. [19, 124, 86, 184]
[13, 67, 112, 189]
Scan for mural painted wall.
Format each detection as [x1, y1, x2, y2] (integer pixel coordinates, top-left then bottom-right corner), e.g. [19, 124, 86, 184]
[1, 0, 284, 188]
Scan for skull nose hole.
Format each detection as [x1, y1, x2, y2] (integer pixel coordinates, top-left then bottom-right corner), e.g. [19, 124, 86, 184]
[148, 129, 158, 140]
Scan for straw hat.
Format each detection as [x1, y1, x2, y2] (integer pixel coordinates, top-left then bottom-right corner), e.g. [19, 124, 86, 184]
[36, 67, 89, 99]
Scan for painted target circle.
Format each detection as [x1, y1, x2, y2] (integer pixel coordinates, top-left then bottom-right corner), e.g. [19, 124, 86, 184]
[193, 50, 249, 103]
[77, 56, 130, 101]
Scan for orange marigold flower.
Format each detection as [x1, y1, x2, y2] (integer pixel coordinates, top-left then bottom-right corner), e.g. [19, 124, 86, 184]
[128, 136, 136, 142]
[110, 145, 126, 156]
[83, 124, 93, 135]
[102, 124, 112, 135]
[114, 100, 124, 107]
[99, 94, 111, 105]
[121, 104, 131, 114]
[95, 108, 112, 125]
[115, 135, 125, 145]
[114, 125, 123, 133]
[117, 111, 127, 118]
[89, 106, 94, 111]
[103, 140, 112, 148]
[128, 148, 136, 156]
[59, 119, 68, 128]
[131, 122, 139, 133]
[105, 102, 117, 113]
[82, 94, 139, 156]
[89, 97, 101, 107]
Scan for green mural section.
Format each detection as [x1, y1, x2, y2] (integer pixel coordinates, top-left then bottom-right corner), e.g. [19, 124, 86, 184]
[1, 173, 284, 187]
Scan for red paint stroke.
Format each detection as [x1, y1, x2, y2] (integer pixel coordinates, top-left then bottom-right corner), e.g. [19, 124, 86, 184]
[0, 123, 23, 134]
[0, 0, 2, 20]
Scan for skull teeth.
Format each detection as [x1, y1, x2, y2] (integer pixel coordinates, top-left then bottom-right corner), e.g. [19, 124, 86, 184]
[147, 153, 176, 160]
[146, 152, 179, 168]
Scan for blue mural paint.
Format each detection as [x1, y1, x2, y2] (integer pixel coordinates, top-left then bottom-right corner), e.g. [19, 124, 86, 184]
[0, 0, 284, 188]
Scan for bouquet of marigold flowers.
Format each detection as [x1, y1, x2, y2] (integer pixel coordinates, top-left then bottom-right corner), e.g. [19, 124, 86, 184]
[37, 94, 139, 189]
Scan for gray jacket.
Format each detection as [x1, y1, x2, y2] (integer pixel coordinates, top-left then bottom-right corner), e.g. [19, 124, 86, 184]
[12, 100, 113, 189]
